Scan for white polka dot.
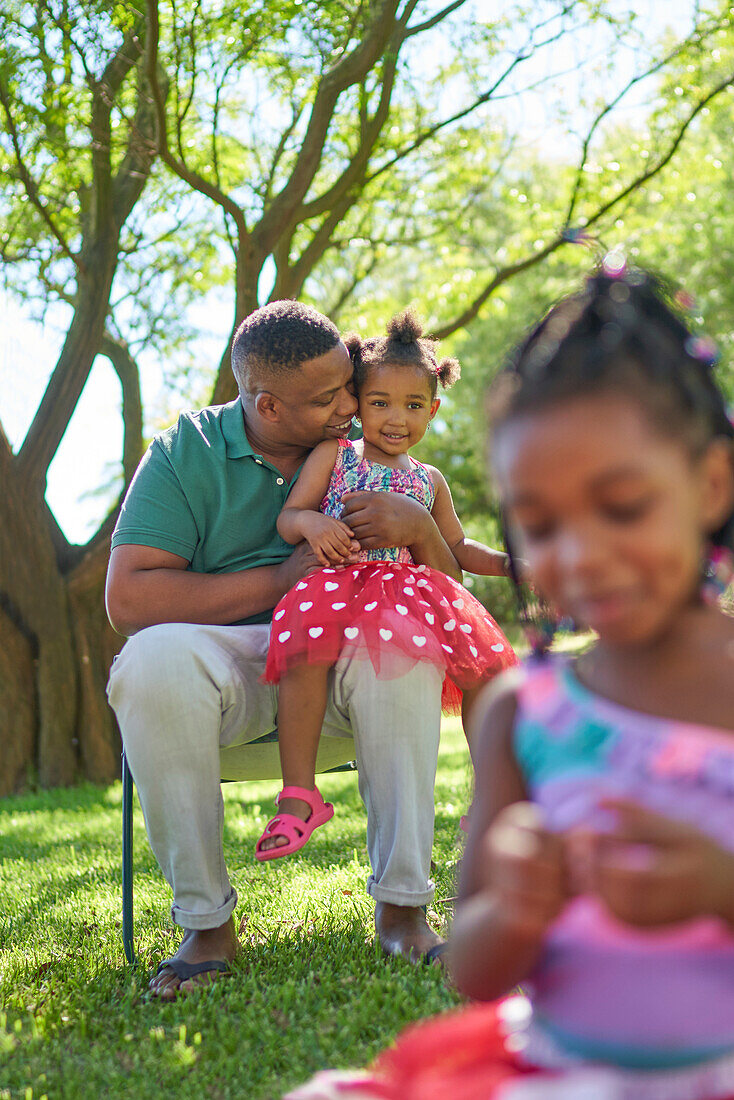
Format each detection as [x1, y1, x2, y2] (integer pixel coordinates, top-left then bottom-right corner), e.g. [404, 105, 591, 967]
[299, 601, 314, 612]
[444, 618, 456, 631]
[324, 581, 339, 591]
[470, 645, 478, 657]
[278, 631, 291, 643]
[424, 612, 435, 625]
[344, 627, 359, 640]
[403, 586, 415, 596]
[491, 643, 505, 652]
[379, 628, 393, 641]
[296, 581, 308, 590]
[452, 597, 465, 609]
[412, 635, 427, 648]
[331, 602, 347, 610]
[460, 623, 472, 634]
[395, 604, 408, 616]
[309, 626, 324, 639]
[364, 601, 378, 611]
[274, 609, 285, 621]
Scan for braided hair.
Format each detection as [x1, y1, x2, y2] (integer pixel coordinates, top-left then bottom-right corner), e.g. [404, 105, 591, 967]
[490, 264, 734, 650]
[347, 308, 460, 399]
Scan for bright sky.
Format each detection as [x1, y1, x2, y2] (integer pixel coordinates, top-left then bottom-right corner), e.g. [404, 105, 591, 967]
[1, 0, 700, 543]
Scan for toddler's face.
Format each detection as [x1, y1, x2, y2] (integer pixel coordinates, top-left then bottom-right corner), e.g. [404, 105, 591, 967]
[358, 363, 439, 455]
[493, 392, 720, 645]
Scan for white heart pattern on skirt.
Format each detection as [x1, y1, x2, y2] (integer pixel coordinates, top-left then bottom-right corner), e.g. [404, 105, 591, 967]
[344, 627, 359, 639]
[299, 601, 314, 612]
[274, 609, 285, 620]
[395, 604, 408, 615]
[365, 601, 378, 611]
[460, 623, 472, 633]
[452, 598, 465, 609]
[491, 643, 505, 652]
[444, 618, 456, 631]
[309, 627, 324, 639]
[278, 631, 291, 643]
[324, 581, 339, 591]
[412, 636, 427, 648]
[331, 602, 346, 610]
[379, 628, 393, 641]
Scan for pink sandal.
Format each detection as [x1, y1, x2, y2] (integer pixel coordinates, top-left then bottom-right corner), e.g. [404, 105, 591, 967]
[255, 785, 334, 862]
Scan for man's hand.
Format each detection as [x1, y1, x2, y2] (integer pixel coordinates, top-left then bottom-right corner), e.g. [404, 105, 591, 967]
[340, 490, 430, 551]
[483, 802, 568, 940]
[584, 799, 734, 928]
[273, 542, 326, 590]
[298, 512, 360, 566]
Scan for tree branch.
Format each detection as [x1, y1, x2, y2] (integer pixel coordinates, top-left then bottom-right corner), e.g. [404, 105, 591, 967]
[254, 0, 402, 254]
[100, 333, 144, 490]
[431, 71, 734, 341]
[0, 76, 80, 271]
[144, 0, 250, 238]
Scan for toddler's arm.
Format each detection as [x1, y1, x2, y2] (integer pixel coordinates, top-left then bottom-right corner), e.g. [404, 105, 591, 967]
[426, 466, 510, 578]
[450, 681, 569, 1001]
[277, 440, 360, 566]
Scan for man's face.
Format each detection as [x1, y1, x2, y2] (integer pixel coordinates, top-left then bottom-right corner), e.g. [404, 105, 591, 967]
[269, 341, 357, 447]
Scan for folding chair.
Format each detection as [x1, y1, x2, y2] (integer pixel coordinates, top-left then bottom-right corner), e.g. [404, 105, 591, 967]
[121, 730, 356, 964]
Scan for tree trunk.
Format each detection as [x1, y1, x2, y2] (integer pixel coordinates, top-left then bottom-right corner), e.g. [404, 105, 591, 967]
[0, 452, 125, 792]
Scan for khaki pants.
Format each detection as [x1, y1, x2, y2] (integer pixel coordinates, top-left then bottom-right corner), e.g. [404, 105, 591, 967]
[107, 622, 442, 929]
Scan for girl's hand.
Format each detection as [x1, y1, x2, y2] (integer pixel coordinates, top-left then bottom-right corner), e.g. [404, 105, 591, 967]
[299, 513, 359, 566]
[587, 799, 734, 928]
[483, 802, 568, 940]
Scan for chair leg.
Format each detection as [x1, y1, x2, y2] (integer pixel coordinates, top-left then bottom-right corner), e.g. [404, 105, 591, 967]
[122, 751, 136, 965]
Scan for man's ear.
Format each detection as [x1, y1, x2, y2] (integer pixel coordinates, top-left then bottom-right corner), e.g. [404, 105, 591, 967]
[254, 390, 281, 423]
[700, 438, 734, 533]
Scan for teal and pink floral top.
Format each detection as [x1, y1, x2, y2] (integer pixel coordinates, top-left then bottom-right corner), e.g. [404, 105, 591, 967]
[513, 656, 734, 1069]
[320, 438, 435, 563]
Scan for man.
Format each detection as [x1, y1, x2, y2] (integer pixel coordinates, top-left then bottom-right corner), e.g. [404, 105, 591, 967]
[106, 301, 458, 998]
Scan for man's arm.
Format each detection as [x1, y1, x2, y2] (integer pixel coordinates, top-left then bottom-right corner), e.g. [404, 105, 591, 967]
[105, 542, 320, 636]
[340, 490, 463, 581]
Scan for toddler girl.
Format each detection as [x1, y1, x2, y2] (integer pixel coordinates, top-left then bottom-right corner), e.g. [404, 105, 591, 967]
[288, 265, 734, 1098]
[256, 311, 517, 860]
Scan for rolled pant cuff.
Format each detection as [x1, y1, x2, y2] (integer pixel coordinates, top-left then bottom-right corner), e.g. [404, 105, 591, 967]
[171, 887, 238, 930]
[366, 876, 435, 907]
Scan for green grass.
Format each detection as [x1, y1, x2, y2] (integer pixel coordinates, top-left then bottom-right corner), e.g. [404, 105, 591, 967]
[0, 721, 473, 1100]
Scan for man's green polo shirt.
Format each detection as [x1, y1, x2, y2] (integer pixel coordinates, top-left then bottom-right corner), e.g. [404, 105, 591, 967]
[111, 400, 301, 625]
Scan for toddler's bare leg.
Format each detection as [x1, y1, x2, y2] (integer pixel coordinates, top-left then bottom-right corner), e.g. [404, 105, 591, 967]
[259, 663, 331, 852]
[461, 685, 483, 766]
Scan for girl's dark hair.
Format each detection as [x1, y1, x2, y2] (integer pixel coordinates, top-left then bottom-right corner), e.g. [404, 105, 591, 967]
[346, 309, 460, 399]
[490, 264, 734, 650]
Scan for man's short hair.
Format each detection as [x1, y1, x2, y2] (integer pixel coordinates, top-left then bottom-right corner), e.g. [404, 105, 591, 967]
[231, 300, 341, 392]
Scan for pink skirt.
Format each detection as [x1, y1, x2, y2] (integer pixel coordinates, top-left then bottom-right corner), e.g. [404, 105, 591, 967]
[264, 561, 517, 712]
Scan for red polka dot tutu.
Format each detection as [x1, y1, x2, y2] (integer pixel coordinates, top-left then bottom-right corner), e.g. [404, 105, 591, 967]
[264, 561, 517, 711]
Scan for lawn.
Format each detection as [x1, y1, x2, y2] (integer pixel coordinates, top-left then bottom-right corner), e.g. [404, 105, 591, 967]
[0, 719, 472, 1100]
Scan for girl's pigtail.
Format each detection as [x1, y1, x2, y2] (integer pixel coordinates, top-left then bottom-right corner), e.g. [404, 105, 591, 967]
[437, 356, 461, 389]
[501, 512, 557, 659]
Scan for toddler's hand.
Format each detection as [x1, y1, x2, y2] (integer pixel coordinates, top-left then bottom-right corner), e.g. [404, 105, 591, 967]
[484, 802, 568, 940]
[300, 513, 359, 566]
[586, 799, 734, 928]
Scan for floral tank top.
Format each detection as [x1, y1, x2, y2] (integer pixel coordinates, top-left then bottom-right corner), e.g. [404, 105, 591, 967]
[320, 438, 435, 563]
